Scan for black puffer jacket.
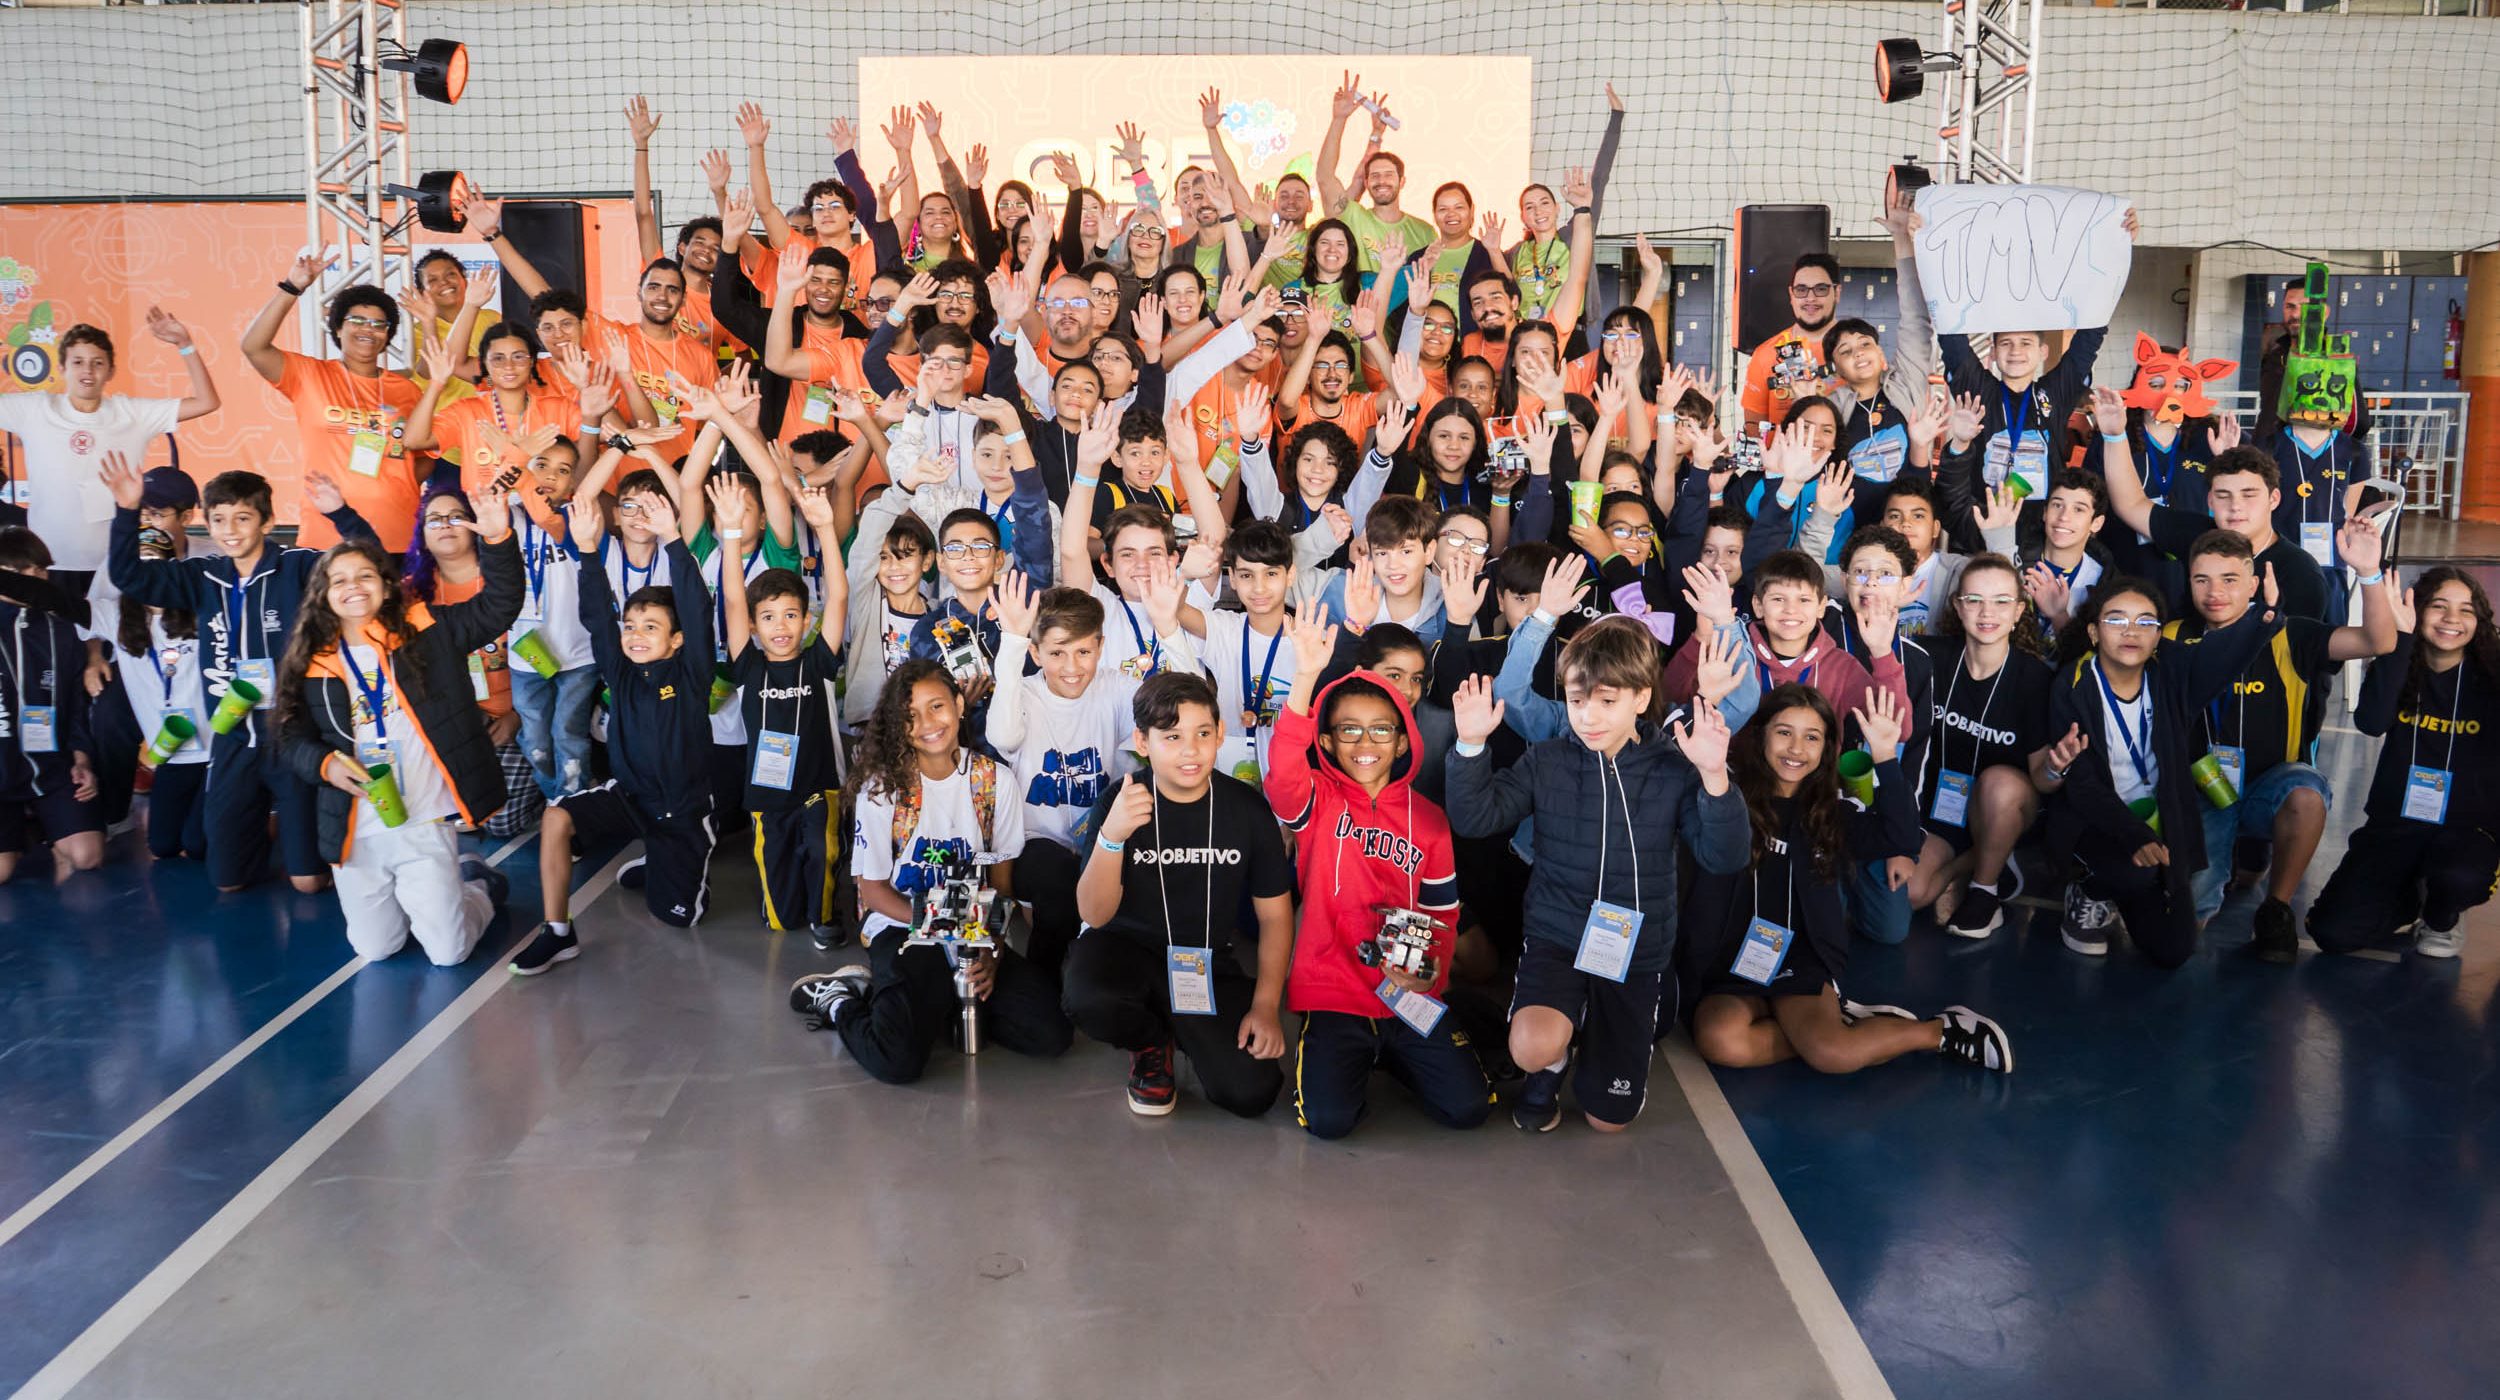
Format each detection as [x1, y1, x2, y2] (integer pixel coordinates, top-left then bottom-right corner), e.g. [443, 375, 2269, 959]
[282, 531, 524, 862]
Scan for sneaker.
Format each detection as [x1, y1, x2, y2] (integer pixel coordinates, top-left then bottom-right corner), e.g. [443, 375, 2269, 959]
[510, 925, 579, 976]
[811, 912, 853, 952]
[459, 856, 511, 911]
[2248, 897, 2299, 965]
[2060, 883, 2114, 957]
[1945, 883, 2006, 940]
[1996, 854, 2026, 905]
[788, 967, 869, 1030]
[1510, 1066, 1565, 1133]
[1939, 1006, 2015, 1073]
[1839, 997, 1920, 1025]
[1127, 1043, 1178, 1116]
[2413, 921, 2466, 960]
[617, 856, 647, 890]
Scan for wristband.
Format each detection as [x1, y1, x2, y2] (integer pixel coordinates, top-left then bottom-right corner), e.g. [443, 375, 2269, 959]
[887, 308, 909, 328]
[580, 422, 603, 438]
[1131, 170, 1153, 187]
[2100, 431, 2127, 444]
[1453, 739, 1487, 758]
[1544, 409, 1571, 426]
[604, 433, 634, 454]
[996, 328, 1019, 345]
[1219, 213, 1240, 224]
[1001, 430, 1027, 447]
[1096, 834, 1127, 854]
[1072, 473, 1100, 489]
[1530, 608, 1556, 628]
[178, 345, 198, 357]
[2357, 570, 2386, 587]
[907, 402, 930, 417]
[1491, 495, 1512, 509]
[276, 279, 304, 297]
[2044, 764, 2068, 784]
[721, 528, 746, 541]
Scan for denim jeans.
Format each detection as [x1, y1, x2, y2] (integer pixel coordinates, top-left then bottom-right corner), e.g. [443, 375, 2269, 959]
[2192, 760, 2332, 920]
[510, 662, 600, 801]
[1849, 857, 1913, 946]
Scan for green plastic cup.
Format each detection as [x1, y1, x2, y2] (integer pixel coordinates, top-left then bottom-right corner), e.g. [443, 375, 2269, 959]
[145, 714, 198, 766]
[709, 674, 736, 714]
[2127, 795, 2161, 836]
[509, 629, 559, 679]
[362, 762, 410, 829]
[2189, 752, 2240, 809]
[208, 679, 262, 735]
[2007, 471, 2037, 502]
[1569, 479, 1603, 529]
[1837, 748, 1877, 807]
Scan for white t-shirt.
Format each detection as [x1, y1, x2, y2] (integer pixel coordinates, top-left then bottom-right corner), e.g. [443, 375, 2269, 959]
[850, 753, 1024, 943]
[994, 670, 1139, 849]
[342, 642, 460, 836]
[1089, 580, 1219, 682]
[1198, 609, 1292, 784]
[2098, 680, 2158, 807]
[86, 593, 208, 767]
[0, 393, 181, 570]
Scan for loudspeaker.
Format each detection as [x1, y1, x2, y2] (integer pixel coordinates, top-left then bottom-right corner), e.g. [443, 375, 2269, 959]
[495, 200, 588, 324]
[1731, 205, 1831, 355]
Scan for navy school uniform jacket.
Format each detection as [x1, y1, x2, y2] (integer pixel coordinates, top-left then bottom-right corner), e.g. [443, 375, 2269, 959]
[107, 501, 377, 748]
[0, 602, 94, 798]
[1446, 712, 1752, 973]
[1936, 324, 2107, 555]
[1680, 759, 1921, 993]
[579, 539, 715, 821]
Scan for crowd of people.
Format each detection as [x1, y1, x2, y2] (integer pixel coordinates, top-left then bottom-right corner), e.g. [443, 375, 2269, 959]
[2, 74, 2486, 1137]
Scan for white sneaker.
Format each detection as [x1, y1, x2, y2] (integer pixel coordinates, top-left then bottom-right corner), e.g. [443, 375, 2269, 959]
[2060, 883, 2115, 957]
[2413, 922, 2466, 959]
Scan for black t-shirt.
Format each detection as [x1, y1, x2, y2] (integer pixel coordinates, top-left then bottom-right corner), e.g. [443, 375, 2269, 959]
[731, 637, 842, 810]
[2166, 613, 2336, 781]
[1089, 479, 1176, 536]
[2146, 503, 2330, 623]
[1084, 771, 1294, 956]
[1916, 637, 2052, 807]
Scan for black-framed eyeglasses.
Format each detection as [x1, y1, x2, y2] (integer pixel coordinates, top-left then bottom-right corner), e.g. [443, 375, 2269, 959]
[1607, 524, 1656, 542]
[1330, 721, 1403, 744]
[1790, 282, 1837, 297]
[924, 356, 970, 371]
[934, 289, 978, 303]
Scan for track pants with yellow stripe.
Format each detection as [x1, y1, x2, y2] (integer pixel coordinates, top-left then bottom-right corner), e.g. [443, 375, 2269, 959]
[1294, 1008, 1495, 1140]
[751, 790, 842, 932]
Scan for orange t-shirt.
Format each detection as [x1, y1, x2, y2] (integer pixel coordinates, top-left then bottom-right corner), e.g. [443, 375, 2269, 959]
[740, 232, 877, 306]
[429, 572, 512, 717]
[1294, 392, 1379, 450]
[596, 314, 717, 464]
[276, 351, 424, 549]
[432, 384, 579, 494]
[780, 323, 872, 446]
[1462, 332, 1512, 374]
[1186, 374, 1246, 486]
[886, 343, 991, 392]
[676, 281, 749, 362]
[1565, 353, 1654, 438]
[1741, 326, 1832, 424]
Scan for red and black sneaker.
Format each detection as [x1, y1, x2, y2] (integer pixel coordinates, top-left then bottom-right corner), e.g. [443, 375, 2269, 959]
[1127, 1042, 1178, 1116]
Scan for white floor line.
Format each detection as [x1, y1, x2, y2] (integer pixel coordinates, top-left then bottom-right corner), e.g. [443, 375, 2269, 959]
[1663, 1040, 1897, 1400]
[6, 838, 599, 1400]
[0, 835, 537, 1261]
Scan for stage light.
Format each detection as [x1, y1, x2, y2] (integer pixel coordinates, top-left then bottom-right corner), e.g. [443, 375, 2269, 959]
[1886, 161, 1931, 210]
[1875, 38, 1959, 105]
[386, 170, 473, 233]
[383, 38, 468, 106]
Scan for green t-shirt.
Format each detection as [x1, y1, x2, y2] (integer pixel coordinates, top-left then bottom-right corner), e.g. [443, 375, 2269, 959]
[1512, 237, 1571, 321]
[1427, 245, 1471, 312]
[691, 521, 802, 573]
[1337, 202, 1434, 276]
[1262, 223, 1309, 289]
[1298, 279, 1368, 375]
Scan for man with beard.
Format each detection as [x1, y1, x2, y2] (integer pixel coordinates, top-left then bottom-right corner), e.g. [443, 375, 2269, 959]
[865, 258, 991, 394]
[1315, 73, 1433, 277]
[1168, 166, 1260, 317]
[1276, 330, 1378, 445]
[625, 97, 737, 361]
[1199, 86, 1313, 289]
[1740, 253, 1841, 435]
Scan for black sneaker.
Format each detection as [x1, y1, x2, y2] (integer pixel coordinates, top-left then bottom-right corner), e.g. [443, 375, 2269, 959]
[2248, 897, 2299, 965]
[459, 856, 510, 910]
[1939, 1006, 2014, 1073]
[1127, 1042, 1178, 1116]
[617, 856, 647, 890]
[1945, 882, 2006, 939]
[1511, 1066, 1564, 1133]
[811, 911, 853, 952]
[2060, 883, 2114, 957]
[789, 967, 869, 1031]
[510, 925, 578, 976]
[1996, 854, 2026, 905]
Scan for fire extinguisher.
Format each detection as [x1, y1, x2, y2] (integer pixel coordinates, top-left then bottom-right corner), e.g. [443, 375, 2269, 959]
[2446, 300, 2464, 382]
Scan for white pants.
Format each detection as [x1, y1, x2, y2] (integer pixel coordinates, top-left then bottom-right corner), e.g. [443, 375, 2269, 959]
[334, 817, 492, 966]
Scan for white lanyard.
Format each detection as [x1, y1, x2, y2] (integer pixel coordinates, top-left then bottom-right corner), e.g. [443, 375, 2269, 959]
[1938, 646, 2009, 785]
[1752, 830, 1795, 927]
[1153, 785, 1218, 952]
[1590, 750, 1642, 915]
[2410, 661, 2467, 775]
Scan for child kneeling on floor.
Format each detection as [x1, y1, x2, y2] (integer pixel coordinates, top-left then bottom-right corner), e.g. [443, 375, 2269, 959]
[277, 480, 525, 965]
[787, 659, 1073, 1082]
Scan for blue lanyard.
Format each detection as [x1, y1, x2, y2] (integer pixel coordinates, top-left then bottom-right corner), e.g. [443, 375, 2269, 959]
[987, 496, 1015, 557]
[223, 579, 252, 666]
[2289, 432, 2331, 523]
[2141, 429, 2179, 501]
[2093, 660, 2153, 789]
[2041, 553, 2085, 586]
[520, 508, 558, 606]
[1117, 597, 1157, 670]
[2001, 387, 2033, 452]
[608, 535, 655, 597]
[341, 643, 392, 739]
[1242, 617, 1282, 729]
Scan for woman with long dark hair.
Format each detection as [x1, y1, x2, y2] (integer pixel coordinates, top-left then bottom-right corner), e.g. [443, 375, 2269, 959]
[2308, 566, 2500, 959]
[1688, 684, 2013, 1074]
[404, 277, 572, 494]
[277, 487, 524, 966]
[403, 480, 538, 839]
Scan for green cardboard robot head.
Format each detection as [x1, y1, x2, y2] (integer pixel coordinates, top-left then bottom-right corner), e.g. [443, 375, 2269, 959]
[2277, 262, 2356, 428]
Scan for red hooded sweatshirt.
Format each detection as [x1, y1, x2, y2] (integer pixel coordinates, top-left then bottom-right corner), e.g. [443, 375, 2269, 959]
[1263, 669, 1462, 1019]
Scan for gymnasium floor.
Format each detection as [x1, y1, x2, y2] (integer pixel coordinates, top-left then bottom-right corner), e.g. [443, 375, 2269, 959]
[3, 732, 2494, 1399]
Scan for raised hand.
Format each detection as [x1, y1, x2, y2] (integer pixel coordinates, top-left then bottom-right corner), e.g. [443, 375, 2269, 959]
[1764, 421, 1820, 487]
[143, 305, 194, 349]
[986, 270, 1031, 328]
[2044, 722, 2089, 775]
[1387, 351, 1426, 408]
[465, 481, 513, 540]
[1115, 121, 1147, 168]
[914, 101, 945, 142]
[1146, 555, 1193, 633]
[1234, 379, 1273, 446]
[1046, 150, 1082, 189]
[1694, 625, 1746, 708]
[2023, 564, 2073, 630]
[1682, 561, 1736, 627]
[1372, 394, 1413, 458]
[304, 467, 346, 515]
[2261, 561, 2281, 616]
[285, 248, 334, 292]
[963, 143, 989, 187]
[1974, 482, 2020, 535]
[626, 95, 660, 147]
[1537, 553, 1589, 620]
[2339, 508, 2386, 578]
[707, 475, 754, 539]
[1907, 384, 1952, 451]
[100, 451, 145, 510]
[1671, 702, 1731, 778]
[699, 149, 732, 195]
[1812, 460, 1857, 522]
[418, 326, 460, 383]
[1857, 595, 1899, 658]
[1479, 210, 1506, 249]
[1331, 71, 1365, 121]
[2213, 411, 2244, 454]
[2389, 583, 2417, 634]
[1945, 391, 1987, 449]
[1075, 401, 1120, 471]
[2089, 383, 2127, 437]
[1341, 553, 1382, 626]
[1519, 408, 1559, 475]
[1319, 503, 1353, 545]
[736, 101, 771, 149]
[774, 239, 810, 300]
[1634, 231, 1663, 285]
[1439, 552, 1488, 623]
[1563, 166, 1593, 208]
[1854, 686, 1905, 764]
[1451, 673, 1506, 746]
[882, 105, 916, 153]
[1285, 596, 1338, 677]
[993, 569, 1038, 639]
[825, 115, 859, 155]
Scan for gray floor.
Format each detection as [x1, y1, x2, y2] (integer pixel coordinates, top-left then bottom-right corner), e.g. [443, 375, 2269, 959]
[63, 854, 1852, 1400]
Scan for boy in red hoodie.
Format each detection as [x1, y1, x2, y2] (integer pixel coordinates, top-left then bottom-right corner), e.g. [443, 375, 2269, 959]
[1266, 599, 1491, 1140]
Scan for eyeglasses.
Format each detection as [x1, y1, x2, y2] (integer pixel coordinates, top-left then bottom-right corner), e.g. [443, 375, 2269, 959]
[863, 295, 896, 311]
[1790, 282, 1837, 297]
[939, 540, 1000, 559]
[924, 356, 969, 371]
[934, 289, 978, 303]
[1092, 350, 1133, 368]
[1607, 524, 1656, 542]
[1330, 721, 1403, 744]
[1850, 570, 1901, 587]
[1602, 330, 1640, 343]
[422, 513, 470, 529]
[341, 315, 391, 331]
[1042, 297, 1092, 312]
[1957, 594, 2019, 609]
[1277, 306, 1308, 319]
[1439, 531, 1490, 556]
[2099, 614, 2162, 631]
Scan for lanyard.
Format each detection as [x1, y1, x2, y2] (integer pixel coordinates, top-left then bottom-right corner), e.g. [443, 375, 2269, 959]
[7, 612, 43, 716]
[1941, 646, 2010, 781]
[488, 387, 517, 438]
[2094, 659, 2153, 790]
[1242, 616, 1283, 729]
[2001, 386, 2033, 451]
[519, 505, 557, 606]
[612, 536, 656, 597]
[1591, 750, 1643, 915]
[2141, 427, 2179, 501]
[2040, 552, 2086, 587]
[2290, 432, 2330, 525]
[341, 642, 392, 739]
[2410, 660, 2467, 775]
[1117, 596, 1157, 668]
[223, 575, 256, 667]
[1153, 784, 1218, 952]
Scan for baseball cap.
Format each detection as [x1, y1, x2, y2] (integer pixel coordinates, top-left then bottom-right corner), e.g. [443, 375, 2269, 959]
[139, 468, 200, 511]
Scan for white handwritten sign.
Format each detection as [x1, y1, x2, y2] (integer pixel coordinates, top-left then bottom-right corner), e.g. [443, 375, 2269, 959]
[1913, 184, 2133, 336]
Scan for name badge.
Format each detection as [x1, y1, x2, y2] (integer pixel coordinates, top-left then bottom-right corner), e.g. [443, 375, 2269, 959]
[1932, 768, 1972, 827]
[517, 582, 545, 624]
[1730, 916, 1795, 987]
[1849, 425, 1909, 485]
[2299, 521, 2334, 568]
[2403, 764, 2450, 825]
[1984, 430, 2050, 499]
[22, 705, 57, 754]
[654, 396, 682, 426]
[355, 735, 395, 771]
[802, 385, 835, 425]
[467, 652, 490, 701]
[752, 730, 799, 791]
[1217, 732, 1262, 787]
[1375, 977, 1447, 1037]
[237, 658, 276, 707]
[2212, 745, 2245, 804]
[348, 429, 388, 478]
[1166, 946, 1218, 1016]
[1574, 900, 1642, 984]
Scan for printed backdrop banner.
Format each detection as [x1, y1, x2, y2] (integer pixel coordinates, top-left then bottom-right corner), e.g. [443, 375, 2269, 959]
[1911, 183, 2133, 337]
